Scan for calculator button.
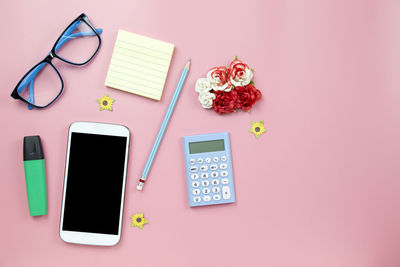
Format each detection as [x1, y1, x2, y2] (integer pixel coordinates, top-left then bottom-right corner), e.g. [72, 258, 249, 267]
[201, 173, 209, 179]
[205, 157, 211, 163]
[192, 181, 200, 188]
[200, 165, 208, 171]
[190, 166, 198, 172]
[191, 174, 199, 180]
[221, 155, 227, 162]
[211, 179, 219, 185]
[221, 178, 229, 185]
[212, 187, 220, 193]
[193, 196, 201, 203]
[213, 157, 219, 163]
[201, 180, 210, 187]
[203, 195, 211, 202]
[202, 188, 211, 194]
[221, 171, 228, 177]
[220, 163, 228, 170]
[210, 164, 218, 171]
[222, 186, 231, 199]
[190, 158, 196, 165]
[211, 172, 219, 178]
[197, 158, 204, 164]
[213, 194, 221, 201]
[192, 189, 201, 195]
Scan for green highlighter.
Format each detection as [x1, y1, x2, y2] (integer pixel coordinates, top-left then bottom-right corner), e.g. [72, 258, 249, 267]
[23, 136, 47, 216]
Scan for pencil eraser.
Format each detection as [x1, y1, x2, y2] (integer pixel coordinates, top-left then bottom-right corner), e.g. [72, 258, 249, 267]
[137, 182, 144, 191]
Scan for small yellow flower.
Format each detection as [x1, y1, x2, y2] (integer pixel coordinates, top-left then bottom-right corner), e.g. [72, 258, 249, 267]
[131, 213, 148, 230]
[97, 94, 115, 111]
[249, 120, 266, 138]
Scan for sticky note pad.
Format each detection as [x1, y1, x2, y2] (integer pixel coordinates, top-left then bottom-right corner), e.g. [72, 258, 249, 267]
[105, 30, 175, 100]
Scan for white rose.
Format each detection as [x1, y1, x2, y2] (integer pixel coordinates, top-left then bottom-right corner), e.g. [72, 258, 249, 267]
[195, 78, 211, 94]
[198, 91, 216, 109]
[230, 67, 253, 87]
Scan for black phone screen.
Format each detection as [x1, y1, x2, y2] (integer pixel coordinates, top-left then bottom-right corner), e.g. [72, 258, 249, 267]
[62, 132, 128, 235]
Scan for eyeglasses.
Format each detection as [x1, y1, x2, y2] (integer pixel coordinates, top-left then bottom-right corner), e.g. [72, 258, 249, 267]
[11, 13, 102, 109]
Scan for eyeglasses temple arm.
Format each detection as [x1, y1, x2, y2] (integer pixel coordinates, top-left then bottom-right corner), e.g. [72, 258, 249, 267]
[27, 80, 35, 110]
[55, 24, 102, 52]
[17, 64, 43, 95]
[16, 63, 43, 109]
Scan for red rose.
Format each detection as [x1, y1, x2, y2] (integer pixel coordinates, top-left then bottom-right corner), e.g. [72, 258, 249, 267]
[235, 84, 262, 111]
[212, 90, 238, 114]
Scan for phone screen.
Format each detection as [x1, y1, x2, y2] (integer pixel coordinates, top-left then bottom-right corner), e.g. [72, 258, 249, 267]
[62, 132, 128, 235]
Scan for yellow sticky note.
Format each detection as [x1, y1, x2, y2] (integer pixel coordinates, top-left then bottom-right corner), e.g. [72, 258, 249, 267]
[105, 30, 175, 100]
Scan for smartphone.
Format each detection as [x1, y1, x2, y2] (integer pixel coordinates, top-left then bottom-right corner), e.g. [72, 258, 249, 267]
[59, 122, 130, 246]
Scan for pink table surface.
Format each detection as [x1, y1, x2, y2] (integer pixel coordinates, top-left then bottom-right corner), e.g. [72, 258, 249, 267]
[1, 0, 400, 266]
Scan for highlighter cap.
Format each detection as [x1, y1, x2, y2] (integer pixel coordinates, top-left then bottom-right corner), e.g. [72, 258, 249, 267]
[24, 136, 44, 161]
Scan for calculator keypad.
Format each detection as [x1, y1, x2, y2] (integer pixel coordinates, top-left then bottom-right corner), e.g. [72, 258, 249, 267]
[213, 194, 221, 201]
[194, 196, 201, 203]
[203, 195, 211, 202]
[221, 178, 229, 185]
[201, 180, 209, 187]
[200, 165, 208, 171]
[190, 166, 198, 172]
[187, 154, 234, 205]
[222, 186, 231, 199]
[211, 179, 219, 185]
[192, 189, 200, 195]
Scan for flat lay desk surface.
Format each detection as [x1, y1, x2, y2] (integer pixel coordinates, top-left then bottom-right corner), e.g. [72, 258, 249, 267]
[1, 0, 400, 266]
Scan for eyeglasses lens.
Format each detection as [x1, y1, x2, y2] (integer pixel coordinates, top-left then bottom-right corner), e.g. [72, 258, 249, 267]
[54, 20, 100, 65]
[17, 62, 62, 107]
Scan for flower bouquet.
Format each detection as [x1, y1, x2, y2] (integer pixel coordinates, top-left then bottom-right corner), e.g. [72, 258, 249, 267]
[195, 57, 262, 114]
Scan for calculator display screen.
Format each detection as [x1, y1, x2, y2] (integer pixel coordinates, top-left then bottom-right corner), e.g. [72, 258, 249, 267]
[189, 139, 225, 154]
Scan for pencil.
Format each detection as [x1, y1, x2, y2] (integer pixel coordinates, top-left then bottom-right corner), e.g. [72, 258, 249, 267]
[137, 59, 191, 190]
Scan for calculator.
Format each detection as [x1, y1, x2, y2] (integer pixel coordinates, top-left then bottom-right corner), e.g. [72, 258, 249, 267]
[183, 132, 236, 207]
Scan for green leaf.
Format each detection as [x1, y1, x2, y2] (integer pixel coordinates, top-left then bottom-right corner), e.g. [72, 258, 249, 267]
[235, 56, 238, 60]
[250, 80, 254, 85]
[250, 68, 254, 71]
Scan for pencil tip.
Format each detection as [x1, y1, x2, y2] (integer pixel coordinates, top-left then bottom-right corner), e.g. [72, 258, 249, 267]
[185, 59, 191, 69]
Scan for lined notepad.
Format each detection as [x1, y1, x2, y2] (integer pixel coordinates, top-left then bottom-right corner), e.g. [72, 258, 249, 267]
[105, 30, 175, 100]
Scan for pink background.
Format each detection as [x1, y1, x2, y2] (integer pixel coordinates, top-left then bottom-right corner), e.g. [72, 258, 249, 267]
[1, 0, 400, 266]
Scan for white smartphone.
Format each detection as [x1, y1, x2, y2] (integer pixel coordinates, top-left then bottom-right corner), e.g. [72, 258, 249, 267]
[59, 122, 130, 246]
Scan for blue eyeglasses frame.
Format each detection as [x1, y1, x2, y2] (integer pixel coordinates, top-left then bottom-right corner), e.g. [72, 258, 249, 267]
[11, 13, 103, 109]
